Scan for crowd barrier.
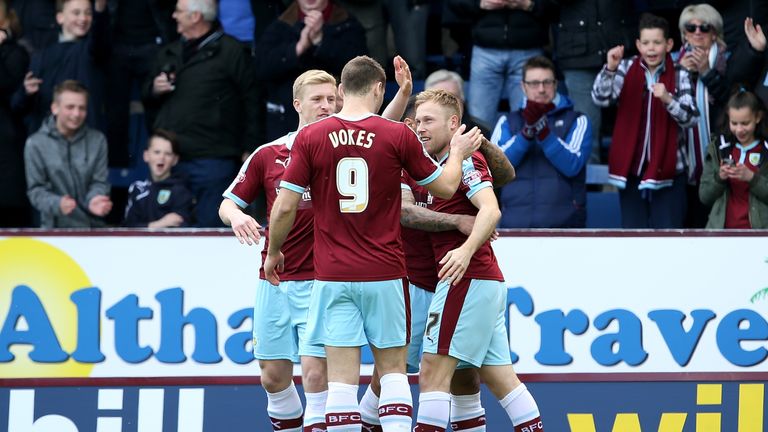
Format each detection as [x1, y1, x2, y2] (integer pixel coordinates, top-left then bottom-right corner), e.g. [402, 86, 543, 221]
[0, 230, 766, 431]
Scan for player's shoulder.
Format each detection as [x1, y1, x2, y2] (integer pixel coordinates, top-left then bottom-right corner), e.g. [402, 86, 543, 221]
[247, 134, 293, 161]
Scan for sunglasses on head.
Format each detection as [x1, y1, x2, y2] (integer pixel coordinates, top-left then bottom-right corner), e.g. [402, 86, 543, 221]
[684, 22, 712, 33]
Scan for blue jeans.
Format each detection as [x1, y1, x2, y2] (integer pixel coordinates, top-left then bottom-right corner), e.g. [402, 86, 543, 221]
[467, 46, 543, 127]
[176, 158, 238, 227]
[563, 68, 602, 163]
[619, 175, 687, 229]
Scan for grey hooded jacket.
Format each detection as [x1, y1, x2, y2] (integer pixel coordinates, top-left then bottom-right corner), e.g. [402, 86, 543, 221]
[24, 115, 110, 228]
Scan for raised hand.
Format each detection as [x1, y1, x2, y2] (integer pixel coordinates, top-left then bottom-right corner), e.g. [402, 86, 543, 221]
[393, 55, 413, 97]
[651, 83, 672, 104]
[745, 17, 766, 52]
[607, 45, 624, 71]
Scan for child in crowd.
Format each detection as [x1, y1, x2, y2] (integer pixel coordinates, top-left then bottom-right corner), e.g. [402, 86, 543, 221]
[592, 13, 699, 228]
[123, 130, 194, 228]
[12, 0, 109, 135]
[699, 90, 768, 228]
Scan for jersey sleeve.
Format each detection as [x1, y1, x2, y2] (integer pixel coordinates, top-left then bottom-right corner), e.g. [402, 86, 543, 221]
[400, 125, 443, 186]
[280, 130, 311, 194]
[223, 150, 265, 208]
[459, 152, 493, 200]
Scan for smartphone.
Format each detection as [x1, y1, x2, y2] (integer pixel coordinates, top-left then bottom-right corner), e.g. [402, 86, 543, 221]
[723, 156, 735, 166]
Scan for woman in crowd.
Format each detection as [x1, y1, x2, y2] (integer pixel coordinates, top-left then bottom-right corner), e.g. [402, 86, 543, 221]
[676, 4, 766, 226]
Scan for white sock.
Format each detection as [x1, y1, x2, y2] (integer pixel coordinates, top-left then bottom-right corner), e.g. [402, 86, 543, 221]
[499, 384, 544, 432]
[450, 392, 486, 431]
[266, 382, 303, 431]
[414, 391, 450, 431]
[359, 385, 381, 426]
[304, 390, 328, 430]
[325, 382, 361, 431]
[377, 373, 412, 431]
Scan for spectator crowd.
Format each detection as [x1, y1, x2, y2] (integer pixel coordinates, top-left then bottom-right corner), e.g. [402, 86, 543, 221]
[1, 0, 768, 229]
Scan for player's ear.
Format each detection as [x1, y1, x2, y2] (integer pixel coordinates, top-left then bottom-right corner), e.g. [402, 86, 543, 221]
[292, 98, 301, 114]
[450, 114, 459, 129]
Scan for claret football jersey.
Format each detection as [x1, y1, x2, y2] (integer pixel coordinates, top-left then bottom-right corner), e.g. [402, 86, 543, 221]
[281, 113, 442, 281]
[223, 132, 314, 281]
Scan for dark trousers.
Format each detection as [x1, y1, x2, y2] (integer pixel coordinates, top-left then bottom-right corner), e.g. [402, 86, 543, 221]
[619, 174, 687, 228]
[175, 158, 239, 228]
[105, 42, 159, 167]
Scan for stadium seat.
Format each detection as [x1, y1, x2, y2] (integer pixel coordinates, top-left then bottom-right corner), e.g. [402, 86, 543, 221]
[585, 164, 621, 228]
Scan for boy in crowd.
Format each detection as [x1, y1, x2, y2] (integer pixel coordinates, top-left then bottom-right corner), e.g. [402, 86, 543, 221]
[592, 13, 699, 228]
[13, 0, 109, 135]
[123, 130, 194, 228]
[24, 80, 112, 228]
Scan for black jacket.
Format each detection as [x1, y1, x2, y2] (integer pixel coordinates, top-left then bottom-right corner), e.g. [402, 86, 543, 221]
[11, 10, 110, 135]
[0, 38, 30, 208]
[10, 0, 58, 52]
[447, 0, 555, 50]
[142, 28, 261, 160]
[123, 174, 194, 227]
[551, 0, 637, 70]
[107, 0, 177, 45]
[253, 1, 367, 141]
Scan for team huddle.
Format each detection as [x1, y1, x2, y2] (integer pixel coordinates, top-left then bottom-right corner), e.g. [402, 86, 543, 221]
[219, 56, 545, 432]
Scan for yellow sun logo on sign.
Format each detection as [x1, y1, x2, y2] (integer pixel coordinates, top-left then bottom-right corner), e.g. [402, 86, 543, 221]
[0, 238, 96, 378]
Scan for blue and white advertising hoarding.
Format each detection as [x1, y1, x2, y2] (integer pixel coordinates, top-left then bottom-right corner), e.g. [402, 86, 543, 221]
[0, 231, 766, 431]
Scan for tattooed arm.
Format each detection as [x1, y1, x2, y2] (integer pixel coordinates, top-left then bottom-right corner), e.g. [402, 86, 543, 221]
[478, 136, 515, 187]
[400, 187, 474, 235]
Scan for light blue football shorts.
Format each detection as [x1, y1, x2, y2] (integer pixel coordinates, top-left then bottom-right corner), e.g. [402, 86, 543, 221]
[252, 279, 325, 362]
[306, 278, 410, 349]
[422, 278, 512, 368]
[407, 282, 434, 373]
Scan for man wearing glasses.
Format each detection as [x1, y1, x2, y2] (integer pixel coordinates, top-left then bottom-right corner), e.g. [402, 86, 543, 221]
[490, 55, 593, 228]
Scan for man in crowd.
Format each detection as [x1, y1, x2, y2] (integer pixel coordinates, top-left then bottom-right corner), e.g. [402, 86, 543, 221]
[492, 55, 592, 228]
[143, 0, 260, 227]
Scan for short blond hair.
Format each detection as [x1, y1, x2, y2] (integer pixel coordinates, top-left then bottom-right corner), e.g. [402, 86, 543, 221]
[293, 69, 337, 100]
[414, 89, 463, 120]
